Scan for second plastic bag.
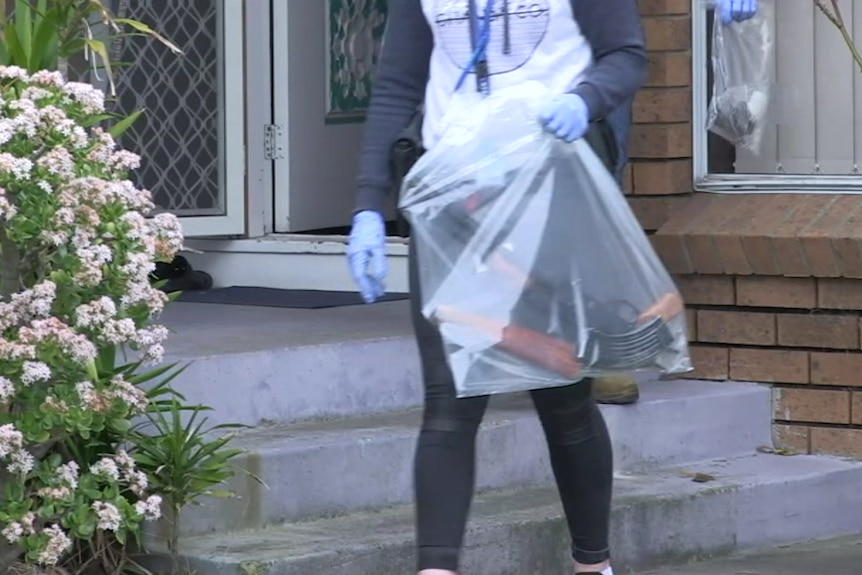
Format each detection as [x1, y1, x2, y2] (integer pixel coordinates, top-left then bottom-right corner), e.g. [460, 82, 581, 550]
[399, 83, 692, 399]
[707, 0, 775, 153]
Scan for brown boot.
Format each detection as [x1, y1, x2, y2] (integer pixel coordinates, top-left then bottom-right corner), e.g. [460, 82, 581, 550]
[592, 374, 640, 405]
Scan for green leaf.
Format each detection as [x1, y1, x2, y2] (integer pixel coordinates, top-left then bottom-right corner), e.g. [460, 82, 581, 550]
[128, 361, 186, 386]
[75, 519, 96, 539]
[97, 344, 117, 374]
[36, 503, 54, 518]
[109, 417, 131, 433]
[30, 429, 50, 443]
[83, 37, 114, 94]
[29, 3, 59, 70]
[3, 22, 28, 68]
[14, 0, 32, 66]
[109, 109, 143, 138]
[113, 18, 183, 54]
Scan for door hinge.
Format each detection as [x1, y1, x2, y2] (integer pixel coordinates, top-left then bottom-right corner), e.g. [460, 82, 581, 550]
[264, 124, 285, 161]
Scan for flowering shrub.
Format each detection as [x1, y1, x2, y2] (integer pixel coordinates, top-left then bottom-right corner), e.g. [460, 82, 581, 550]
[0, 65, 183, 568]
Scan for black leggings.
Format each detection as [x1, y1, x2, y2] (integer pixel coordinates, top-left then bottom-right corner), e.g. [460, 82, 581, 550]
[408, 122, 616, 572]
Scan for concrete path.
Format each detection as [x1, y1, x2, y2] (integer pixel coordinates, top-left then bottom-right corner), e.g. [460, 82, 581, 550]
[643, 536, 862, 575]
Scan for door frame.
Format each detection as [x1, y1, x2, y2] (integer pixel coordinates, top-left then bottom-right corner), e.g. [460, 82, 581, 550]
[180, 0, 249, 237]
[271, 0, 292, 233]
[243, 0, 276, 238]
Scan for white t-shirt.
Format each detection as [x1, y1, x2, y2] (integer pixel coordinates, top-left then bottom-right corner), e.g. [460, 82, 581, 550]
[420, 0, 593, 151]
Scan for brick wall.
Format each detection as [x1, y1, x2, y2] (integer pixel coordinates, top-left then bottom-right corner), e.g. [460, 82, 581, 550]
[634, 2, 862, 459]
[678, 275, 862, 458]
[628, 0, 694, 232]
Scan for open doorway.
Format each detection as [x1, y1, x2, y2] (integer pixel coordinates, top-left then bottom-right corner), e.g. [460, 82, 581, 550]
[271, 0, 396, 236]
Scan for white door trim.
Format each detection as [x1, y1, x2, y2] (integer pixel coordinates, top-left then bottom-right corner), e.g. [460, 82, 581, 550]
[180, 0, 248, 237]
[243, 0, 275, 238]
[271, 0, 292, 232]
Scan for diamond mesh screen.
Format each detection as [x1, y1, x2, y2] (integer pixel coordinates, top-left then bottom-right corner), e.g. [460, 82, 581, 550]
[110, 0, 223, 215]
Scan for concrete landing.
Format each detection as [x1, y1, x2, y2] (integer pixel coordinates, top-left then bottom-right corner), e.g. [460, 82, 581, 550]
[160, 300, 413, 359]
[145, 453, 862, 575]
[644, 535, 862, 575]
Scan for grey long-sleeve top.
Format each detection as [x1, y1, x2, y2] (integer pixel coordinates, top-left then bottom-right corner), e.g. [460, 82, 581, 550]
[354, 0, 648, 214]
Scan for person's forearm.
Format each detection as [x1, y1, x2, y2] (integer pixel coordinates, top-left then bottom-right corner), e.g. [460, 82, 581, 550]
[570, 0, 647, 121]
[354, 1, 432, 215]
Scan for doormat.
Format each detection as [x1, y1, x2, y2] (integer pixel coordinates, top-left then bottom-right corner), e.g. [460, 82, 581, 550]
[176, 286, 409, 309]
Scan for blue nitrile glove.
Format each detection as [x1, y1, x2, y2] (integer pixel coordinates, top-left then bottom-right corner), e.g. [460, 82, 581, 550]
[347, 210, 387, 303]
[539, 94, 589, 143]
[718, 0, 757, 24]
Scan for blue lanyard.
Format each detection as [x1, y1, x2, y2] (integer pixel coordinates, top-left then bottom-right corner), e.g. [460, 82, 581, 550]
[454, 0, 494, 96]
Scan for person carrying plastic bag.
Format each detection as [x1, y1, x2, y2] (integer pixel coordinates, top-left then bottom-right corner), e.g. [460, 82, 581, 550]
[345, 1, 688, 574]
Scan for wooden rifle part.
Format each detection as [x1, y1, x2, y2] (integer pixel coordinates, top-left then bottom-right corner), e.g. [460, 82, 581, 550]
[434, 291, 685, 379]
[435, 304, 581, 379]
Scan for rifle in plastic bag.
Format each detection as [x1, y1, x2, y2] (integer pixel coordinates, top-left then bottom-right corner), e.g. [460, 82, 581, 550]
[399, 83, 692, 398]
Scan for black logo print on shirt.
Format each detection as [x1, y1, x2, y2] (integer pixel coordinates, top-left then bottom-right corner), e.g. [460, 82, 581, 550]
[433, 0, 550, 76]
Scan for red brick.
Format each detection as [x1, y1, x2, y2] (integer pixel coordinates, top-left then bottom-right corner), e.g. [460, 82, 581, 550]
[657, 193, 710, 234]
[686, 308, 697, 341]
[740, 237, 780, 276]
[810, 352, 862, 387]
[713, 235, 752, 276]
[810, 427, 862, 458]
[730, 348, 809, 384]
[771, 198, 833, 277]
[817, 279, 862, 310]
[833, 237, 862, 279]
[675, 275, 734, 305]
[639, 0, 691, 15]
[739, 196, 811, 276]
[776, 314, 859, 350]
[684, 236, 724, 275]
[798, 196, 851, 278]
[735, 277, 817, 309]
[633, 88, 691, 123]
[629, 123, 691, 159]
[651, 234, 693, 274]
[697, 310, 775, 346]
[631, 159, 692, 195]
[677, 200, 739, 275]
[853, 392, 862, 425]
[645, 52, 691, 88]
[709, 200, 768, 276]
[686, 345, 729, 380]
[628, 196, 670, 231]
[622, 164, 634, 195]
[773, 424, 810, 453]
[642, 16, 691, 51]
[773, 387, 850, 424]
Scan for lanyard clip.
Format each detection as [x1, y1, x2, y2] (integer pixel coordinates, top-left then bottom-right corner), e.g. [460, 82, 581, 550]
[454, 0, 495, 96]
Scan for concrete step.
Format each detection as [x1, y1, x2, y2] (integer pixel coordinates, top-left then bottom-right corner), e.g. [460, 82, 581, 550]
[145, 453, 862, 575]
[161, 301, 420, 427]
[162, 380, 770, 537]
[640, 535, 862, 575]
[163, 301, 422, 426]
